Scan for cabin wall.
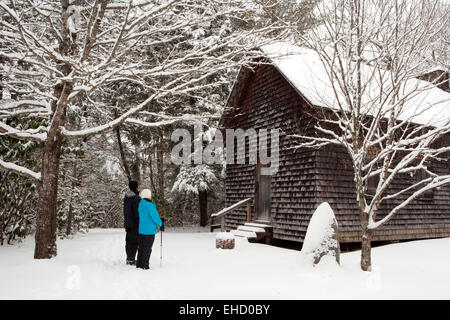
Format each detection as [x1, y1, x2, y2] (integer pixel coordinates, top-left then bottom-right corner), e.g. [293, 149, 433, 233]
[223, 64, 450, 244]
[314, 144, 360, 242]
[223, 64, 320, 242]
[417, 70, 450, 93]
[316, 136, 450, 243]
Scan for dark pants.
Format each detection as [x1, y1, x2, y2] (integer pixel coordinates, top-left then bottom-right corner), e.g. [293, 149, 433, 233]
[125, 227, 139, 262]
[136, 234, 155, 269]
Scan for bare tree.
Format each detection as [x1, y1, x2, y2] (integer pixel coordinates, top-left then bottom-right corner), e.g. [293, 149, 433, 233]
[0, 0, 283, 258]
[283, 0, 450, 271]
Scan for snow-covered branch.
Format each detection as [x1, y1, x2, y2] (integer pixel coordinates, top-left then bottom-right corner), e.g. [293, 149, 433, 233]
[0, 158, 41, 182]
[369, 175, 450, 230]
[0, 120, 48, 142]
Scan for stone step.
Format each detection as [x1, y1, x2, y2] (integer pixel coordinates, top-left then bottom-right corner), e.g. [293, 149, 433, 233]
[253, 219, 271, 225]
[231, 229, 257, 239]
[244, 222, 271, 229]
[231, 221, 273, 243]
[237, 225, 266, 233]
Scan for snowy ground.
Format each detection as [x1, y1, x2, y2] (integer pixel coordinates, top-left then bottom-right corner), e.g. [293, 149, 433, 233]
[1, 228, 449, 300]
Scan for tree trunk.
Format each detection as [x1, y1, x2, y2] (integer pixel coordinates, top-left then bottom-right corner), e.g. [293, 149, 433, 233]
[358, 190, 373, 272]
[115, 124, 132, 182]
[156, 139, 164, 202]
[34, 0, 73, 258]
[34, 82, 69, 258]
[66, 155, 79, 236]
[0, 56, 3, 99]
[361, 228, 373, 271]
[132, 152, 141, 183]
[199, 190, 208, 227]
[66, 201, 74, 237]
[149, 151, 157, 193]
[34, 136, 63, 258]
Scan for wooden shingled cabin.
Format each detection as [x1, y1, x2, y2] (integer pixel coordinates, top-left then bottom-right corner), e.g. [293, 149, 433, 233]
[216, 44, 450, 246]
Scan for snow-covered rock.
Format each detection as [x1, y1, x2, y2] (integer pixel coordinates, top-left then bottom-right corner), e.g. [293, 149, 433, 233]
[216, 232, 235, 249]
[300, 202, 340, 266]
[216, 232, 235, 241]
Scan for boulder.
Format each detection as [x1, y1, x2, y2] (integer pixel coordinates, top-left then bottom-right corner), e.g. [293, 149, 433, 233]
[300, 202, 340, 265]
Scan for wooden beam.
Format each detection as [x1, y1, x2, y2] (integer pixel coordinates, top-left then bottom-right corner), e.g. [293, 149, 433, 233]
[211, 198, 252, 219]
[210, 198, 252, 232]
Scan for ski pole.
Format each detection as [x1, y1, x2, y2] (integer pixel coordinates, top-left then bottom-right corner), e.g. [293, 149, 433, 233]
[160, 228, 162, 267]
[160, 218, 165, 267]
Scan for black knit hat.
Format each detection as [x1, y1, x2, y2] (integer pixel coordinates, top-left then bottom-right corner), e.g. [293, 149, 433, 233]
[129, 180, 139, 192]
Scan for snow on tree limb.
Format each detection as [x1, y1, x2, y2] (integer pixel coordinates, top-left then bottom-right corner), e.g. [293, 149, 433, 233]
[0, 158, 41, 182]
[105, 0, 179, 11]
[0, 108, 50, 119]
[60, 92, 157, 139]
[0, 120, 48, 142]
[0, 100, 50, 111]
[126, 113, 212, 127]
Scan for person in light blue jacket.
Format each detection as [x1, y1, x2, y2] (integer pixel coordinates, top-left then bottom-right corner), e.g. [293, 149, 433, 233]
[136, 189, 162, 270]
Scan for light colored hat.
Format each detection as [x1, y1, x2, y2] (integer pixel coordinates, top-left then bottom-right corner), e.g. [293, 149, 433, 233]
[140, 189, 152, 200]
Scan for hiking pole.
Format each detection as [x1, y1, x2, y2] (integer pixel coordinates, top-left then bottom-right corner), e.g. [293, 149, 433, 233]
[160, 218, 165, 267]
[160, 229, 162, 267]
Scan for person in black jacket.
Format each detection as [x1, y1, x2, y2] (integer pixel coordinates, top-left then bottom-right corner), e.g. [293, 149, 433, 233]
[123, 180, 141, 265]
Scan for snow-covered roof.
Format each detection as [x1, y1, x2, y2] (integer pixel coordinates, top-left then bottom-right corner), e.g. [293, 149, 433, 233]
[260, 43, 450, 127]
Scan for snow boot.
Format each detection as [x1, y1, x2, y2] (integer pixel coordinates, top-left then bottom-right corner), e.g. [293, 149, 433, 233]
[126, 259, 136, 266]
[136, 265, 149, 270]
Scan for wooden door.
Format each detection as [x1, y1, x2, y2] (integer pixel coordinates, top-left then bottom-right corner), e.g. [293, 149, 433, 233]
[255, 162, 271, 221]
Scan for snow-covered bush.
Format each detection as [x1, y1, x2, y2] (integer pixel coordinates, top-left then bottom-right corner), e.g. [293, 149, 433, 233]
[172, 164, 219, 195]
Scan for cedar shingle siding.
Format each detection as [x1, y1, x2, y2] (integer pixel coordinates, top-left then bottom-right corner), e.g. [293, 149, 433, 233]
[221, 63, 450, 243]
